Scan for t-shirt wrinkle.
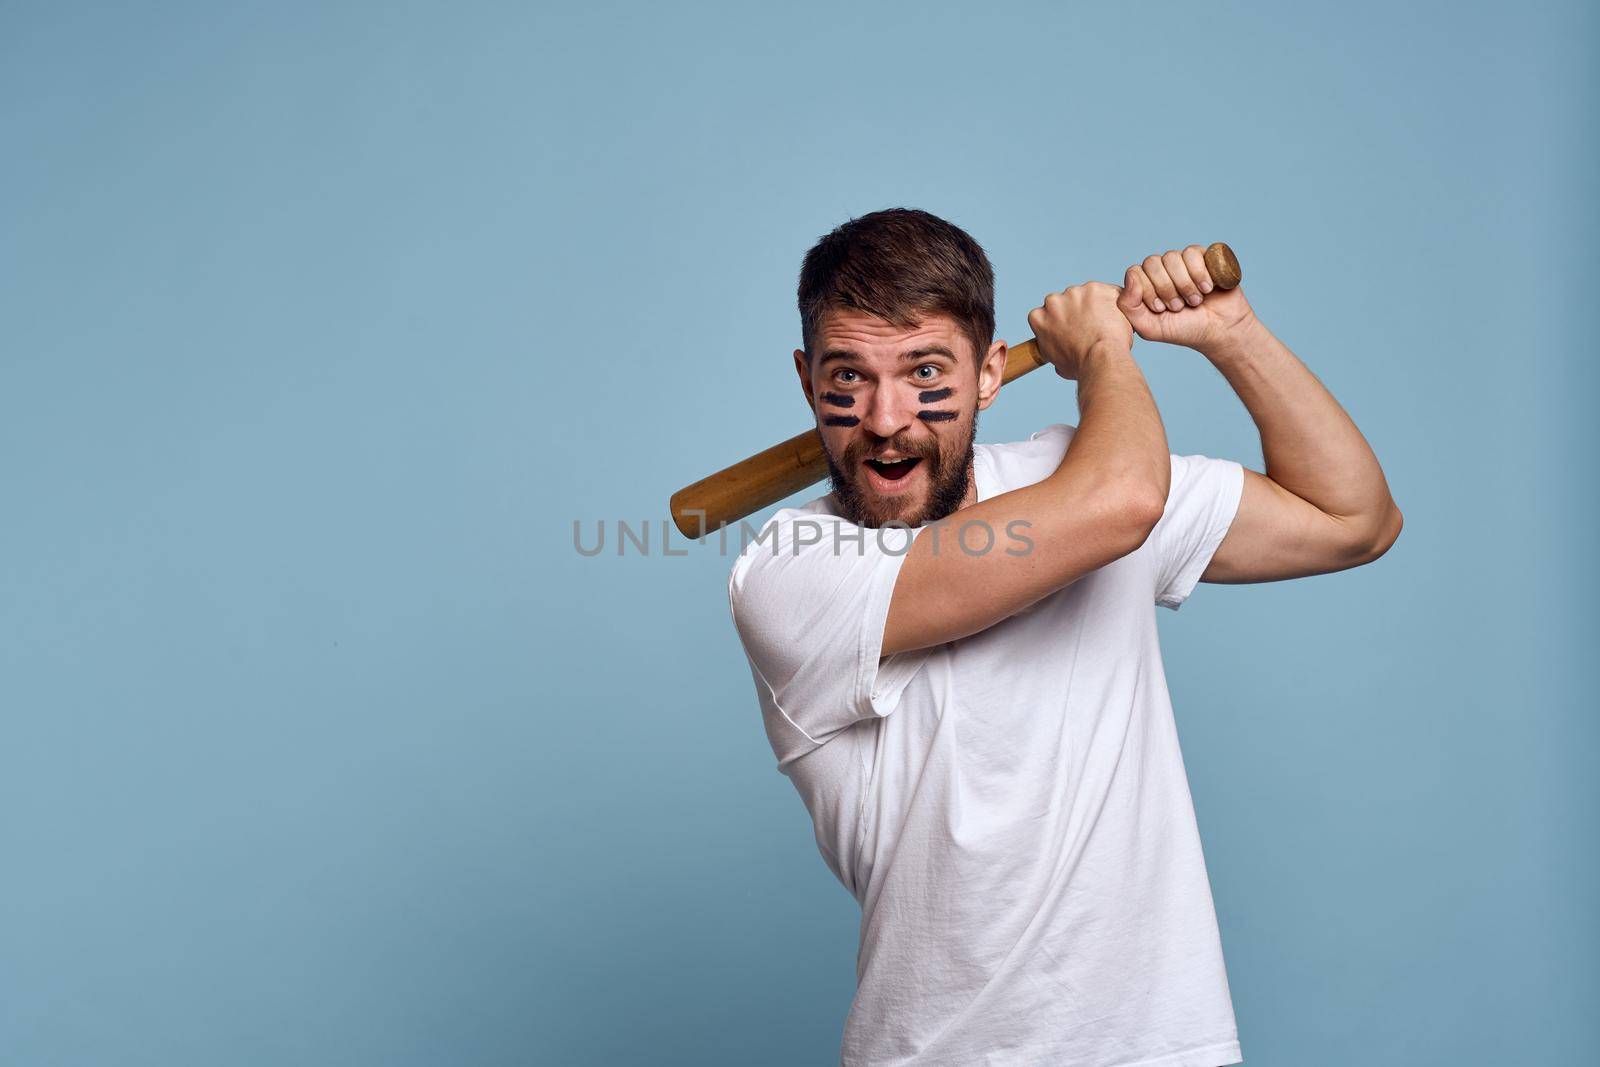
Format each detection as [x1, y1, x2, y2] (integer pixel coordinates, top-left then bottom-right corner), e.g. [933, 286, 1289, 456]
[729, 592, 823, 750]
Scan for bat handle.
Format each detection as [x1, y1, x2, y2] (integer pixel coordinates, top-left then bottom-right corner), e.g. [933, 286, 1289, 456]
[1010, 241, 1243, 378]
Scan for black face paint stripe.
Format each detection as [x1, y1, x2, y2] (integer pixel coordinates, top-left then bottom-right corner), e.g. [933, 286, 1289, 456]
[918, 410, 957, 422]
[824, 415, 860, 427]
[820, 392, 854, 408]
[918, 388, 953, 403]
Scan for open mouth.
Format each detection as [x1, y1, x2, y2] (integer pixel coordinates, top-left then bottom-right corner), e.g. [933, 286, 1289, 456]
[864, 457, 922, 483]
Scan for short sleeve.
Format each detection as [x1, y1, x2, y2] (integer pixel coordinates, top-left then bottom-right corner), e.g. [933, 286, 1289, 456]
[1152, 452, 1245, 611]
[727, 512, 932, 753]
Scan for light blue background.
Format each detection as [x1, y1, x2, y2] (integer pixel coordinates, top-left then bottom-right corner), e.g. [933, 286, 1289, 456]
[3, 2, 1594, 1064]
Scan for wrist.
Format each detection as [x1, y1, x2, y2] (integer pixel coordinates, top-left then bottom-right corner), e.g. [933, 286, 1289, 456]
[1199, 313, 1270, 365]
[1080, 337, 1134, 373]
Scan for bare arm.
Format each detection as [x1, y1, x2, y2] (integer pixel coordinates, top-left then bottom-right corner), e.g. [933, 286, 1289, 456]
[1123, 246, 1403, 582]
[882, 284, 1169, 656]
[1199, 319, 1401, 578]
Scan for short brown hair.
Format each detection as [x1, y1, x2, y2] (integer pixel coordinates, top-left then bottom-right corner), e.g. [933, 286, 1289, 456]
[797, 207, 995, 369]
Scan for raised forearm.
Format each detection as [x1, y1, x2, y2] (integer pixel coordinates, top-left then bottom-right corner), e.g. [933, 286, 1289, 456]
[1202, 316, 1398, 540]
[1065, 341, 1171, 506]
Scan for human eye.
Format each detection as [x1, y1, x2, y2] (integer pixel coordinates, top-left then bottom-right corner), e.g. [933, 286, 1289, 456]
[913, 364, 940, 381]
[833, 368, 860, 384]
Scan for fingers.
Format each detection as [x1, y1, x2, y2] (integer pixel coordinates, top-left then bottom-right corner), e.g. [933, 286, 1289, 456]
[1162, 250, 1202, 307]
[1127, 265, 1161, 315]
[1141, 254, 1180, 313]
[1180, 244, 1213, 295]
[1027, 289, 1066, 329]
[1128, 246, 1214, 313]
[1118, 266, 1145, 310]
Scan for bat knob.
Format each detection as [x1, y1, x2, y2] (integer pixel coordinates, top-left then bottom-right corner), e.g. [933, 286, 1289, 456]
[1204, 242, 1242, 290]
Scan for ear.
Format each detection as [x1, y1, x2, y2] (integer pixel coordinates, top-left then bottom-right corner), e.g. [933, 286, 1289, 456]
[793, 348, 816, 410]
[975, 339, 1007, 411]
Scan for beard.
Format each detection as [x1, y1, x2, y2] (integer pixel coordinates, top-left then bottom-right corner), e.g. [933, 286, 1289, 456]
[825, 410, 977, 529]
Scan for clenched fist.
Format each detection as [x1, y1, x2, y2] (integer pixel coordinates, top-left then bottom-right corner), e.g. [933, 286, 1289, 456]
[1026, 282, 1133, 381]
[1118, 245, 1257, 353]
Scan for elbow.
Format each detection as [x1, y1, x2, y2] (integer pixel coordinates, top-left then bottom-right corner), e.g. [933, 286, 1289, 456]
[1118, 485, 1167, 548]
[1355, 502, 1404, 564]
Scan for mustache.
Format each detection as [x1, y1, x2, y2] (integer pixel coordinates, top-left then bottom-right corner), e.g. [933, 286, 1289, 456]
[841, 434, 942, 466]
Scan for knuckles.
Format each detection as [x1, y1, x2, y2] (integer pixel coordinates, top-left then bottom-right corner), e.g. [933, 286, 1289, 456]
[1030, 279, 1130, 334]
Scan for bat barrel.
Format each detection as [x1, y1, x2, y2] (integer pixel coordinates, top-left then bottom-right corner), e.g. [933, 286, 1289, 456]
[670, 429, 827, 539]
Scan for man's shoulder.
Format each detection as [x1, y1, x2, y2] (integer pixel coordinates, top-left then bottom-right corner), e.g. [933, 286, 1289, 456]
[976, 422, 1079, 492]
[725, 493, 846, 584]
[724, 490, 924, 613]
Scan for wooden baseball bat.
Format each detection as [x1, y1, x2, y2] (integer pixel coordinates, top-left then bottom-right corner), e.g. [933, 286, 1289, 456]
[669, 242, 1242, 539]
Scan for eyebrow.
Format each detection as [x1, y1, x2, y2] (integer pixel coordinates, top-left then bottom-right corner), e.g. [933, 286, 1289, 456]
[818, 344, 960, 366]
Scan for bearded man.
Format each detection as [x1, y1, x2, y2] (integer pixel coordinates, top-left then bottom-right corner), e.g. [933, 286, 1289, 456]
[727, 207, 1402, 1066]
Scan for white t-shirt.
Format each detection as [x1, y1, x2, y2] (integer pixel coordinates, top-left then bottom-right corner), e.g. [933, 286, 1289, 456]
[726, 423, 1247, 1067]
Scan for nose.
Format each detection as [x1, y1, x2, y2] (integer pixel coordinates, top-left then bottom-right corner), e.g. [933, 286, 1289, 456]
[861, 381, 917, 439]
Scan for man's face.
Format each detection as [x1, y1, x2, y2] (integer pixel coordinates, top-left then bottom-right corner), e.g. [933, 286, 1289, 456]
[795, 309, 1006, 528]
